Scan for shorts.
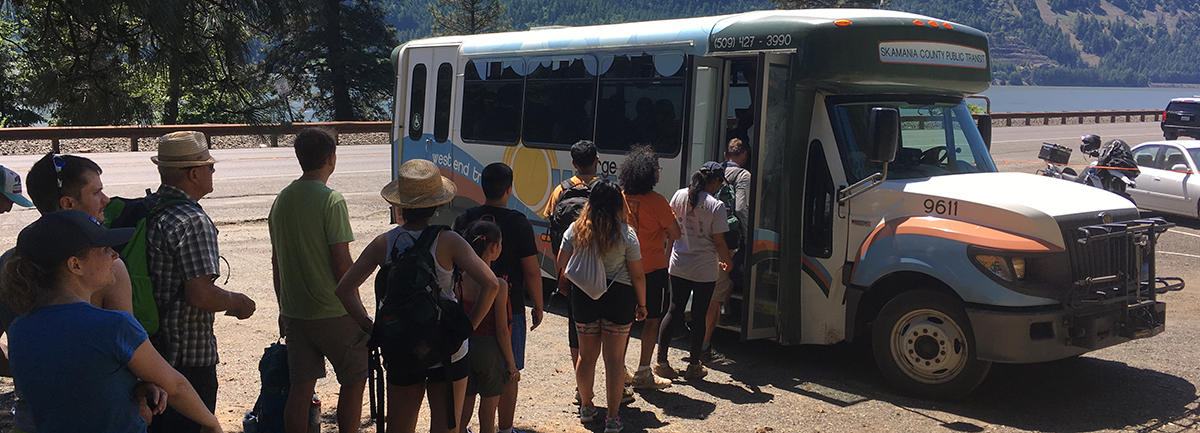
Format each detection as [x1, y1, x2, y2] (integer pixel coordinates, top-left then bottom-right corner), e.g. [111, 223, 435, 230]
[285, 315, 369, 384]
[644, 268, 670, 319]
[574, 319, 632, 337]
[511, 311, 526, 370]
[566, 293, 578, 349]
[570, 281, 636, 326]
[385, 353, 471, 387]
[713, 249, 745, 304]
[465, 335, 509, 397]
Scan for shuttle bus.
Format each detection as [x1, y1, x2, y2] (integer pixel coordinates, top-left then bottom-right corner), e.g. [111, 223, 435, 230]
[388, 9, 1181, 397]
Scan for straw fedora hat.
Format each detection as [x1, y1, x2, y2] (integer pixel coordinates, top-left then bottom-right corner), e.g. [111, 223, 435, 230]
[152, 131, 217, 167]
[381, 159, 457, 209]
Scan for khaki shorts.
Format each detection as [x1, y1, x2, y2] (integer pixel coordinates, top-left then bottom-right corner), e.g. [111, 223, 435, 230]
[285, 315, 369, 384]
[713, 268, 733, 303]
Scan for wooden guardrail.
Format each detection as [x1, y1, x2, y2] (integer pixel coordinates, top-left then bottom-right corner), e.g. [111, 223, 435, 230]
[0, 121, 392, 153]
[0, 109, 1166, 153]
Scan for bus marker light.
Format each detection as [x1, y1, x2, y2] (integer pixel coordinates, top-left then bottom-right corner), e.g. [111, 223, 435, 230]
[913, 19, 924, 26]
[835, 19, 852, 27]
[943, 23, 954, 29]
[928, 21, 940, 27]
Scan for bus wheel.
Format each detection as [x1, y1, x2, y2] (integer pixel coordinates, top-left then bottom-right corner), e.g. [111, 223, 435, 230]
[872, 290, 990, 399]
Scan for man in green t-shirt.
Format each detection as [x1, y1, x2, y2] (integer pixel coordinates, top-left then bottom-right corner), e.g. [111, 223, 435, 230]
[268, 128, 363, 433]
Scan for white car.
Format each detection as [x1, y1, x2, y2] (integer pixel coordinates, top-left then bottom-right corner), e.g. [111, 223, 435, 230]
[1128, 140, 1200, 218]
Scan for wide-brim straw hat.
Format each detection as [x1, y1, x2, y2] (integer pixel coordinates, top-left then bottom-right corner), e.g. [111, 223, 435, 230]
[381, 159, 457, 209]
[152, 131, 217, 167]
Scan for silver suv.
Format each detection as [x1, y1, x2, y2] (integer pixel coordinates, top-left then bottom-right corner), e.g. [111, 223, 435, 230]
[1162, 97, 1200, 140]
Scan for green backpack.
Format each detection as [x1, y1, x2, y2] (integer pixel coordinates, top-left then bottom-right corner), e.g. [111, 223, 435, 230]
[103, 193, 187, 335]
[715, 181, 742, 249]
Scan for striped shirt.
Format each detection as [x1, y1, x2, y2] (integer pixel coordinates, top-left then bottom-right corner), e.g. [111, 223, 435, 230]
[146, 184, 221, 367]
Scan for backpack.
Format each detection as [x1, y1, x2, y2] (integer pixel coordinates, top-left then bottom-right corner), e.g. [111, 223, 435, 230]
[371, 226, 473, 369]
[248, 342, 289, 433]
[715, 179, 742, 249]
[102, 193, 189, 335]
[548, 177, 597, 254]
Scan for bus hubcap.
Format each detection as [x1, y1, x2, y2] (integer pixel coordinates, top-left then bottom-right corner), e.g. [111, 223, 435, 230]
[890, 308, 968, 384]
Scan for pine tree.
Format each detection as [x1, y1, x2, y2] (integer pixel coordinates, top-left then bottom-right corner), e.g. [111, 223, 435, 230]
[429, 0, 510, 36]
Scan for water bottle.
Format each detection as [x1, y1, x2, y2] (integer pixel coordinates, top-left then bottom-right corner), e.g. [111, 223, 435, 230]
[242, 411, 259, 433]
[308, 393, 321, 433]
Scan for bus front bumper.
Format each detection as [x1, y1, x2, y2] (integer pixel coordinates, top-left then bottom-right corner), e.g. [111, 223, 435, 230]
[966, 301, 1165, 364]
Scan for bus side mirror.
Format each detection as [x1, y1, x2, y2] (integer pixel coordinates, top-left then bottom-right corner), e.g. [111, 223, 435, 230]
[867, 107, 900, 163]
[976, 114, 992, 150]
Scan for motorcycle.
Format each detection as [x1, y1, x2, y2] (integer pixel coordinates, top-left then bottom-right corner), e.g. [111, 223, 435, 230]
[1037, 135, 1140, 202]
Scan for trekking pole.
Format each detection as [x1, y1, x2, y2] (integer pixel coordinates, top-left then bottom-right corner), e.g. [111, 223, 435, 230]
[368, 345, 385, 433]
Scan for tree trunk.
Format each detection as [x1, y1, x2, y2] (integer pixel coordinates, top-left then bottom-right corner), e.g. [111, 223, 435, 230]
[164, 54, 182, 125]
[324, 0, 353, 120]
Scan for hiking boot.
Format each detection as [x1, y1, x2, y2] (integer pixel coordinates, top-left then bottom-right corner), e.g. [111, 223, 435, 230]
[621, 385, 635, 404]
[684, 362, 708, 381]
[624, 366, 634, 385]
[604, 417, 625, 433]
[631, 368, 672, 390]
[653, 362, 679, 380]
[579, 405, 600, 423]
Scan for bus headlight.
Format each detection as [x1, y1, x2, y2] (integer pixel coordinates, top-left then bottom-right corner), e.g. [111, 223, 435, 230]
[1011, 257, 1026, 280]
[973, 254, 1028, 282]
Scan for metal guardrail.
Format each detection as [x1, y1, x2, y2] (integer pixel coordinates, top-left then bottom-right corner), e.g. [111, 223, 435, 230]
[0, 109, 1165, 153]
[0, 121, 392, 153]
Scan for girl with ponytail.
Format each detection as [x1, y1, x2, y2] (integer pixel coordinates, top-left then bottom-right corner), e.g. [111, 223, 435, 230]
[457, 220, 518, 433]
[554, 179, 647, 432]
[659, 162, 733, 382]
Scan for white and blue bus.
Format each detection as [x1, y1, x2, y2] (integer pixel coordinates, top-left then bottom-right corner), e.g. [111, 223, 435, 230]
[389, 9, 1179, 397]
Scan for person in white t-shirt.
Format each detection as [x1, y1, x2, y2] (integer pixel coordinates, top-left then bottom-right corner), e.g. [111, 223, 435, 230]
[657, 162, 733, 382]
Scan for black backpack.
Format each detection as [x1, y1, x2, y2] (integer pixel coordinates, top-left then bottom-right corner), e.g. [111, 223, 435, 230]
[372, 226, 472, 369]
[548, 177, 597, 254]
[249, 342, 289, 433]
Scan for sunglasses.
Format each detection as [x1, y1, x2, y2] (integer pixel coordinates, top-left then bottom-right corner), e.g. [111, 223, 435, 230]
[52, 154, 66, 190]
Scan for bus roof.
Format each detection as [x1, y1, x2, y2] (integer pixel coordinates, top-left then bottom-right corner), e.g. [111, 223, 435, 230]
[399, 9, 981, 58]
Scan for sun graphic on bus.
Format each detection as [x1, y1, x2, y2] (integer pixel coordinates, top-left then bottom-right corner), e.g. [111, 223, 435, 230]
[503, 144, 558, 210]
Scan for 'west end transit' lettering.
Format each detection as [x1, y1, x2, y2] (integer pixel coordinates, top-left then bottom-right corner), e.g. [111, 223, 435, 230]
[878, 41, 987, 69]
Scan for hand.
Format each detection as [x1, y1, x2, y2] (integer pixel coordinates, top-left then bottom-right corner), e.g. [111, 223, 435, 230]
[719, 261, 730, 272]
[226, 293, 256, 320]
[530, 306, 544, 330]
[509, 367, 521, 383]
[133, 382, 167, 423]
[634, 305, 647, 322]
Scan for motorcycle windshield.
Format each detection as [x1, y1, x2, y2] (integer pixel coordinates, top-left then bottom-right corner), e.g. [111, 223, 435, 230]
[831, 101, 998, 182]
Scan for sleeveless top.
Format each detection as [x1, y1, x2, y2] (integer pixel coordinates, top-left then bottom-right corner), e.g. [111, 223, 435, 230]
[385, 226, 467, 364]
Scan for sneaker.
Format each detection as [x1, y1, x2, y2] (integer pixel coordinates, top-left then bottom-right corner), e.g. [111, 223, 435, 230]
[604, 416, 625, 433]
[631, 369, 672, 390]
[653, 362, 679, 380]
[624, 366, 634, 385]
[621, 385, 635, 404]
[579, 405, 600, 423]
[684, 362, 708, 381]
[701, 347, 728, 363]
[572, 387, 580, 406]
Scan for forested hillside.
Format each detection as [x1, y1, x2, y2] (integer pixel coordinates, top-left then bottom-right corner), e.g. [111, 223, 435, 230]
[393, 0, 1200, 87]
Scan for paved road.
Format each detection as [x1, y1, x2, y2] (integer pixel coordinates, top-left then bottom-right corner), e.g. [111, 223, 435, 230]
[1, 121, 1197, 433]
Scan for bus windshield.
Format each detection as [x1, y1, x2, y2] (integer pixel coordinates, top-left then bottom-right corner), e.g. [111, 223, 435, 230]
[831, 101, 997, 182]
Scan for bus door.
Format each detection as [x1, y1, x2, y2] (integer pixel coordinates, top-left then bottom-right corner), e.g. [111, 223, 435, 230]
[400, 46, 459, 174]
[743, 53, 792, 340]
[687, 56, 723, 177]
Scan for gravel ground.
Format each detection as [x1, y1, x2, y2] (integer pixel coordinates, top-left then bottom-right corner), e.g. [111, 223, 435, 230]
[0, 132, 390, 155]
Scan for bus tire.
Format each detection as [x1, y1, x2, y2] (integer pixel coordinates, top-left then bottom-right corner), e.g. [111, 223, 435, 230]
[871, 290, 990, 399]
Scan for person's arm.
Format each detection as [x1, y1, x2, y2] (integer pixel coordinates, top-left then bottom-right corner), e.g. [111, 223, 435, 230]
[329, 242, 353, 282]
[628, 258, 647, 322]
[132, 381, 168, 423]
[336, 233, 388, 333]
[447, 233, 499, 329]
[127, 341, 222, 433]
[184, 277, 255, 318]
[271, 251, 286, 337]
[492, 279, 519, 381]
[712, 234, 733, 272]
[734, 170, 751, 227]
[555, 247, 572, 295]
[98, 258, 133, 313]
[519, 255, 543, 330]
[178, 214, 254, 318]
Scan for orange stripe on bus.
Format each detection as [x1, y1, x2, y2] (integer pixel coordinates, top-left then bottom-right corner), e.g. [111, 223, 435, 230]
[895, 216, 1062, 252]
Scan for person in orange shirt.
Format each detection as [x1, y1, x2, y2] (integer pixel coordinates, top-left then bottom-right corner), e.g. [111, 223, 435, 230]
[618, 146, 680, 389]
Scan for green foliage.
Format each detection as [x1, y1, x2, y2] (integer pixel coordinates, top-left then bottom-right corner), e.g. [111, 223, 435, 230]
[430, 0, 510, 36]
[772, 0, 887, 8]
[0, 10, 40, 126]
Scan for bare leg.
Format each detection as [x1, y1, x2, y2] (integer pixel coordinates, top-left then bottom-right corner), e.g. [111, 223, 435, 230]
[459, 393, 477, 433]
[336, 379, 366, 433]
[703, 299, 723, 350]
[427, 378, 468, 433]
[601, 329, 628, 419]
[387, 383, 426, 433]
[477, 395, 500, 433]
[638, 318, 662, 368]
[284, 380, 317, 433]
[497, 373, 518, 430]
[575, 331, 602, 408]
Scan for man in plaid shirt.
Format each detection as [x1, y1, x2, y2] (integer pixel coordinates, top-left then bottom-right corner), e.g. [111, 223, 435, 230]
[146, 131, 257, 433]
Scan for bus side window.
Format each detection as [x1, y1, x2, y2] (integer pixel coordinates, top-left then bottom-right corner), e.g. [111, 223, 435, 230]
[462, 59, 523, 145]
[595, 53, 686, 155]
[803, 140, 834, 258]
[434, 62, 453, 143]
[408, 63, 427, 141]
[524, 57, 596, 146]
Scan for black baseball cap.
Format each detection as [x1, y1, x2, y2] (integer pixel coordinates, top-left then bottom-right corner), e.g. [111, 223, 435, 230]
[701, 161, 725, 177]
[15, 210, 134, 268]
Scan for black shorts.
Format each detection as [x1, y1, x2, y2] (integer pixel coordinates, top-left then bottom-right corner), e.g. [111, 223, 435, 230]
[570, 281, 637, 326]
[644, 268, 670, 320]
[384, 351, 470, 387]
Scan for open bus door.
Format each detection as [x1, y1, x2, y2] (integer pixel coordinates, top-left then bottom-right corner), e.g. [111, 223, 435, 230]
[743, 53, 792, 341]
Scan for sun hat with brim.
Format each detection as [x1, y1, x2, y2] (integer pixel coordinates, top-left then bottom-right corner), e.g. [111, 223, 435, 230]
[381, 159, 457, 209]
[16, 210, 134, 269]
[152, 131, 217, 168]
[1, 165, 33, 207]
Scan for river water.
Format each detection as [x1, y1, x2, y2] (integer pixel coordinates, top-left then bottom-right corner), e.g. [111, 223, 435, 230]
[977, 85, 1200, 113]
